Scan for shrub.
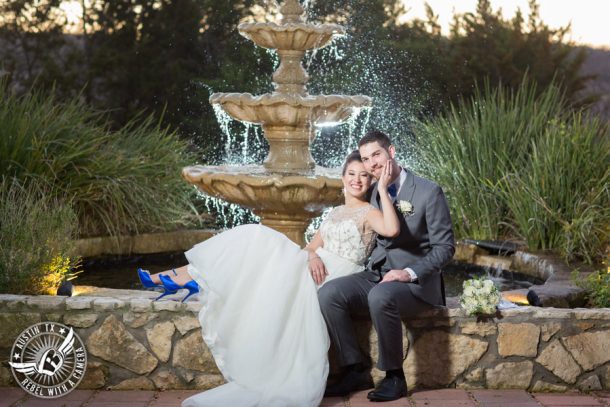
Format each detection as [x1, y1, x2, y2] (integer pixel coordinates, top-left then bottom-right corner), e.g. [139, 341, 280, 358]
[0, 179, 78, 294]
[573, 268, 610, 308]
[415, 79, 609, 262]
[0, 82, 199, 237]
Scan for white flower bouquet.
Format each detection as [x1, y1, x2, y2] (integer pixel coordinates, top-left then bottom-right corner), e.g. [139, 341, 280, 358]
[459, 276, 502, 315]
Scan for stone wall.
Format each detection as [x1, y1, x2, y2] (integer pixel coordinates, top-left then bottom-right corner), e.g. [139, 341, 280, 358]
[0, 294, 609, 392]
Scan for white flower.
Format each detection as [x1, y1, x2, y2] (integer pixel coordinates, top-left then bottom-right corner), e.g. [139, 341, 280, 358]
[459, 277, 501, 316]
[397, 200, 414, 216]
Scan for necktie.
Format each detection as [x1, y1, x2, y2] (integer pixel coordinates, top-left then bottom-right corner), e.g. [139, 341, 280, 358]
[388, 184, 397, 199]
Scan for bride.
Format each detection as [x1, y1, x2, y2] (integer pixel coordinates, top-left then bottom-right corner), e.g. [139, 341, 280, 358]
[138, 151, 400, 407]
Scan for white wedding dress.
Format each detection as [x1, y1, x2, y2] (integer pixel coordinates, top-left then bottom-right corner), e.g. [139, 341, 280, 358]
[182, 205, 376, 407]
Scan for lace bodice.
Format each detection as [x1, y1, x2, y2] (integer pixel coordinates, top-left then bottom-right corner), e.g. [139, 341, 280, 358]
[319, 205, 377, 266]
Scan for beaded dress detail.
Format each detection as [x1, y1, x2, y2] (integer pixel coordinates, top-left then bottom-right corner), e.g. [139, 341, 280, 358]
[319, 204, 376, 266]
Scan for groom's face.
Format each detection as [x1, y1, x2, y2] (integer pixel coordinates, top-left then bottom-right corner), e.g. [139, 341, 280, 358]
[359, 141, 395, 180]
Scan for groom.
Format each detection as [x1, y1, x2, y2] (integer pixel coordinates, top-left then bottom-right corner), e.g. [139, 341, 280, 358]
[318, 130, 455, 401]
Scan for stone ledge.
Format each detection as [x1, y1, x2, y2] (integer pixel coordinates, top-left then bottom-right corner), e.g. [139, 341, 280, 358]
[0, 293, 608, 392]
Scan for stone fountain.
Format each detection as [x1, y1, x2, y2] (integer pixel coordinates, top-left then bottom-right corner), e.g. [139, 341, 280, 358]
[182, 0, 372, 246]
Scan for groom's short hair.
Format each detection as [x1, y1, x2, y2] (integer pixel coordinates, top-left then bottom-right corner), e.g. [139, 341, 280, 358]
[358, 130, 392, 150]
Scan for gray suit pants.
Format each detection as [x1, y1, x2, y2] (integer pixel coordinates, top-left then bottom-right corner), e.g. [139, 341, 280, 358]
[318, 273, 432, 371]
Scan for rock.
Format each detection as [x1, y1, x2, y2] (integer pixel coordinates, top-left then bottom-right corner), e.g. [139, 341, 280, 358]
[110, 377, 155, 390]
[172, 331, 218, 373]
[461, 322, 497, 336]
[541, 323, 562, 341]
[173, 315, 200, 335]
[146, 321, 175, 362]
[485, 361, 533, 389]
[497, 323, 539, 357]
[86, 315, 158, 375]
[577, 375, 602, 392]
[562, 331, 610, 370]
[576, 322, 595, 331]
[405, 332, 488, 387]
[26, 296, 65, 310]
[45, 313, 63, 322]
[153, 301, 184, 312]
[65, 297, 93, 310]
[465, 367, 484, 382]
[0, 313, 41, 347]
[64, 313, 99, 328]
[0, 366, 14, 386]
[530, 380, 568, 392]
[192, 374, 225, 390]
[151, 369, 185, 390]
[123, 311, 157, 328]
[535, 339, 581, 384]
[573, 309, 610, 320]
[78, 361, 107, 389]
[604, 365, 610, 389]
[130, 298, 153, 312]
[185, 302, 203, 312]
[93, 298, 125, 311]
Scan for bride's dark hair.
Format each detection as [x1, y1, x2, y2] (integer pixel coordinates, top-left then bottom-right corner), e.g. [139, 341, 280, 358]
[342, 150, 363, 175]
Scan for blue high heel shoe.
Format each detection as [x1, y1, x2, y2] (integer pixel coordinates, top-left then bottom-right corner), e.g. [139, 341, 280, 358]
[159, 274, 200, 302]
[137, 268, 178, 300]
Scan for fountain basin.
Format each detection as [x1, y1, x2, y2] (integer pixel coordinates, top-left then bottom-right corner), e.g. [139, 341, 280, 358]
[183, 165, 343, 245]
[209, 93, 372, 127]
[239, 22, 345, 51]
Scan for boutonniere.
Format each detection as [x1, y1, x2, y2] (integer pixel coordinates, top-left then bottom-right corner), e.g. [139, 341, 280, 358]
[397, 200, 415, 216]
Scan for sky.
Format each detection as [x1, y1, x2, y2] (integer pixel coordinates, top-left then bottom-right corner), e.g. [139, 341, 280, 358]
[400, 0, 610, 49]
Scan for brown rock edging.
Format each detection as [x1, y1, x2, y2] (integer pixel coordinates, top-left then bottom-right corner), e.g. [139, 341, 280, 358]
[0, 293, 608, 391]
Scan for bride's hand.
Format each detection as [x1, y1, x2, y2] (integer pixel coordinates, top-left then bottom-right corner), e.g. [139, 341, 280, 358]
[376, 160, 393, 193]
[308, 255, 328, 285]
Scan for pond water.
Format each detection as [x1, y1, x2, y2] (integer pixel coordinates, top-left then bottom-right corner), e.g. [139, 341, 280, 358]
[73, 252, 543, 296]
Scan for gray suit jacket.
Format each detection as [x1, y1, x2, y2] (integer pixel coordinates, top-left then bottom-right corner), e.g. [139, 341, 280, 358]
[362, 168, 455, 306]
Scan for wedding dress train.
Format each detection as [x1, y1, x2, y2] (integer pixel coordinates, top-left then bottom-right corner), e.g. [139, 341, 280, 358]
[182, 205, 375, 407]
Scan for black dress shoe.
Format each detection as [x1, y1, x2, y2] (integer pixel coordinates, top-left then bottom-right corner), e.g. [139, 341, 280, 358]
[324, 368, 374, 397]
[367, 375, 408, 402]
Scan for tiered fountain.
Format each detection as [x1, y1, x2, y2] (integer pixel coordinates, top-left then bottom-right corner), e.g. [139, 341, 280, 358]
[182, 0, 372, 246]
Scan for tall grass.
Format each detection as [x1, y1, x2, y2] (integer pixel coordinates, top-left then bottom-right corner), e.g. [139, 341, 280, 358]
[0, 179, 78, 294]
[0, 83, 198, 237]
[415, 79, 609, 262]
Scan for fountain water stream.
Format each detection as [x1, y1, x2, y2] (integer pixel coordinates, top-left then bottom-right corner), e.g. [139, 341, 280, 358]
[182, 0, 372, 246]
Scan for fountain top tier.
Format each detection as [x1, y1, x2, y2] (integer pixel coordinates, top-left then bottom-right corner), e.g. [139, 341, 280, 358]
[209, 0, 372, 173]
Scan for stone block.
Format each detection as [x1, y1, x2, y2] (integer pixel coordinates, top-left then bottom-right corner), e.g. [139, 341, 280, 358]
[64, 313, 99, 328]
[123, 311, 157, 328]
[78, 361, 108, 389]
[485, 361, 533, 389]
[0, 295, 28, 310]
[541, 322, 562, 342]
[531, 308, 574, 319]
[109, 376, 156, 390]
[130, 298, 153, 312]
[151, 369, 185, 390]
[66, 297, 93, 310]
[44, 313, 63, 322]
[173, 315, 201, 335]
[173, 331, 218, 373]
[573, 309, 610, 320]
[562, 331, 610, 370]
[461, 322, 497, 336]
[603, 365, 610, 389]
[93, 298, 125, 311]
[536, 339, 581, 384]
[192, 374, 225, 390]
[0, 365, 14, 386]
[497, 323, 540, 357]
[465, 367, 484, 382]
[405, 331, 488, 387]
[86, 315, 158, 375]
[577, 375, 602, 392]
[0, 312, 41, 347]
[530, 380, 568, 392]
[26, 296, 65, 310]
[153, 301, 184, 312]
[185, 302, 203, 313]
[146, 321, 175, 362]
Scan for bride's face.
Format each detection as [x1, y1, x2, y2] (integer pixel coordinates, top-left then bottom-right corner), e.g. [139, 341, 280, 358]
[342, 161, 372, 199]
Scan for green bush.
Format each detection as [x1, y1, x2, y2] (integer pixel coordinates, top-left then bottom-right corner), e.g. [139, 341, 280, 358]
[573, 268, 610, 308]
[0, 179, 78, 294]
[0, 82, 199, 237]
[415, 79, 609, 262]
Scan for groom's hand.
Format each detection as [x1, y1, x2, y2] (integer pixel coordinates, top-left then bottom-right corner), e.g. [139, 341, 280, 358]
[380, 269, 412, 283]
